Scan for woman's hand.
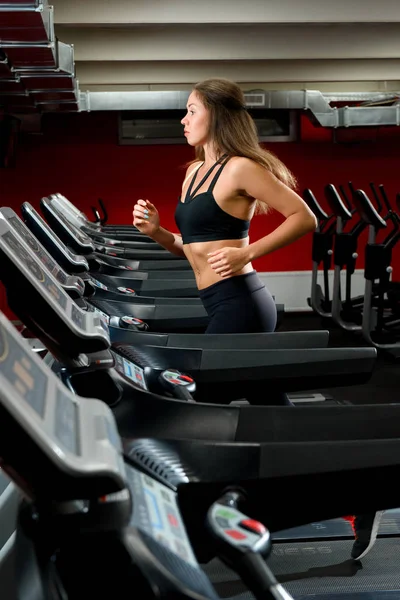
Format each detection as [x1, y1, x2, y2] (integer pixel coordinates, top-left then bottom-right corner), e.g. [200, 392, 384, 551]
[207, 247, 250, 278]
[132, 199, 160, 237]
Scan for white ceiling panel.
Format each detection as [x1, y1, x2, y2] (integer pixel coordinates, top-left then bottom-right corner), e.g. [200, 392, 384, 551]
[52, 0, 400, 24]
[56, 24, 400, 62]
[76, 59, 400, 86]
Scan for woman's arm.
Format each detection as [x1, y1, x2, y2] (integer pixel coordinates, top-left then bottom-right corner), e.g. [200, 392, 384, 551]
[207, 158, 317, 277]
[236, 158, 317, 262]
[151, 226, 186, 257]
[133, 198, 186, 257]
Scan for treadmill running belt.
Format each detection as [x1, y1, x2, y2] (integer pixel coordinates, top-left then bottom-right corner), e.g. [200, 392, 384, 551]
[87, 298, 132, 317]
[273, 508, 400, 541]
[204, 538, 400, 599]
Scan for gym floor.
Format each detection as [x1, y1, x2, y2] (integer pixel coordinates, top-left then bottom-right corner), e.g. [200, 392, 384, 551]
[279, 311, 400, 406]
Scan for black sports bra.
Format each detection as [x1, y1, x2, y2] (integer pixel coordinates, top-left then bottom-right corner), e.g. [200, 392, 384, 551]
[174, 155, 250, 244]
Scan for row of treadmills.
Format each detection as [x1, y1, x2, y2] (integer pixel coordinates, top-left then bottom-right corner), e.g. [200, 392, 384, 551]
[1, 193, 400, 599]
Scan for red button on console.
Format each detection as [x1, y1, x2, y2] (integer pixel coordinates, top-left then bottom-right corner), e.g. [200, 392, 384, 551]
[240, 519, 266, 535]
[225, 529, 247, 541]
[168, 514, 179, 528]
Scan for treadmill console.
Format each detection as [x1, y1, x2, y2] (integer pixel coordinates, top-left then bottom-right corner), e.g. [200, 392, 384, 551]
[41, 196, 95, 253]
[113, 351, 148, 390]
[128, 469, 197, 564]
[124, 466, 219, 599]
[0, 310, 125, 499]
[21, 201, 90, 271]
[0, 208, 85, 297]
[89, 304, 111, 325]
[42, 196, 95, 252]
[53, 192, 95, 231]
[0, 311, 219, 600]
[0, 220, 110, 353]
[54, 192, 87, 222]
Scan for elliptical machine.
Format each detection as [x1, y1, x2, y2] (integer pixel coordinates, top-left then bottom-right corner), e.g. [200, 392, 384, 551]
[326, 182, 369, 333]
[352, 185, 400, 358]
[303, 188, 336, 319]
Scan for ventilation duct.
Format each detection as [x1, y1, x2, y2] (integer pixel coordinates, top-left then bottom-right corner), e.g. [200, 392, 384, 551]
[0, 1, 80, 113]
[0, 0, 56, 68]
[80, 89, 400, 129]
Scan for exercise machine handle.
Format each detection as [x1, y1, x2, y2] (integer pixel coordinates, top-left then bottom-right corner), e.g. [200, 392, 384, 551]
[207, 490, 294, 600]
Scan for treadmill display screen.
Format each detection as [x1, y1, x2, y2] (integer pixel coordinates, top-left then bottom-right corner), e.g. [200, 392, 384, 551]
[25, 205, 90, 269]
[54, 209, 92, 246]
[0, 321, 46, 418]
[54, 387, 79, 455]
[113, 353, 148, 390]
[2, 231, 68, 310]
[8, 216, 68, 285]
[91, 306, 110, 325]
[127, 468, 197, 568]
[70, 304, 87, 330]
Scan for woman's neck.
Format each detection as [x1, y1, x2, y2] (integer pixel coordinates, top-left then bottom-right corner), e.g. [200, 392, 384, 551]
[201, 144, 225, 169]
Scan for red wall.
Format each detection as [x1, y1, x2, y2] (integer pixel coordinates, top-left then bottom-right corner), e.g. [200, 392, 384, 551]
[1, 110, 400, 315]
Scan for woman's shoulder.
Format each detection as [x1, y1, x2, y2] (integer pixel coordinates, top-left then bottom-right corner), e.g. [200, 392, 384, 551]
[227, 156, 261, 175]
[184, 160, 202, 176]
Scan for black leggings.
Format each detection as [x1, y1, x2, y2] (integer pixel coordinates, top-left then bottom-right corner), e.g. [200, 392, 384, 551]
[199, 271, 290, 405]
[199, 271, 277, 334]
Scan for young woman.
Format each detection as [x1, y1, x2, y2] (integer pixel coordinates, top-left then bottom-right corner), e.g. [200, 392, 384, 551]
[133, 78, 317, 333]
[133, 78, 380, 558]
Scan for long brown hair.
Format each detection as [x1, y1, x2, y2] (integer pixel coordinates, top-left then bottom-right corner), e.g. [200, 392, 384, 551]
[188, 78, 297, 213]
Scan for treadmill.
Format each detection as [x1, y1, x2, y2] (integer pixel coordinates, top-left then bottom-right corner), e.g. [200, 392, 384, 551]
[5, 210, 213, 334]
[41, 194, 189, 262]
[20, 202, 285, 331]
[24, 201, 200, 299]
[2, 310, 400, 600]
[4, 204, 334, 409]
[50, 191, 162, 243]
[21, 201, 195, 281]
[1, 205, 315, 352]
[0, 216, 377, 417]
[0, 311, 223, 600]
[21, 202, 194, 280]
[22, 198, 194, 277]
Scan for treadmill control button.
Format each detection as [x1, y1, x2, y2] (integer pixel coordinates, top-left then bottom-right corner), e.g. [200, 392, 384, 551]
[119, 316, 149, 331]
[117, 287, 136, 295]
[178, 374, 194, 383]
[239, 519, 266, 536]
[161, 370, 193, 386]
[216, 508, 237, 520]
[225, 529, 247, 541]
[121, 316, 141, 326]
[215, 517, 230, 529]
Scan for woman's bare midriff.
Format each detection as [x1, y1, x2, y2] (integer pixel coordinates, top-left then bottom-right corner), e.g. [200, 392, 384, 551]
[183, 237, 253, 290]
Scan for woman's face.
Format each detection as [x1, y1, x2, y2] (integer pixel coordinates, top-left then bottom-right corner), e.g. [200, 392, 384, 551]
[181, 91, 210, 147]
